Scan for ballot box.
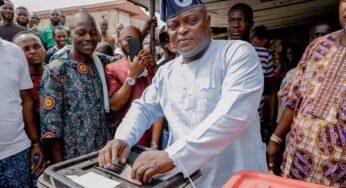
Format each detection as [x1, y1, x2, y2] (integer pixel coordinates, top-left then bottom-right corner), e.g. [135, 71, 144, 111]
[222, 171, 330, 188]
[38, 145, 202, 188]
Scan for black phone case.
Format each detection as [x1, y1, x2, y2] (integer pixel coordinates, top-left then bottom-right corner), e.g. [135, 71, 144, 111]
[128, 38, 142, 62]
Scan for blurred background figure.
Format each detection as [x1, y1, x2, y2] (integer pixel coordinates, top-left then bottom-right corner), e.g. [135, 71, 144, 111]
[113, 23, 124, 52]
[28, 12, 40, 34]
[250, 25, 270, 49]
[99, 16, 115, 50]
[0, 0, 27, 42]
[15, 6, 29, 27]
[309, 20, 332, 42]
[156, 25, 177, 67]
[95, 42, 114, 57]
[45, 26, 67, 64]
[58, 10, 65, 26]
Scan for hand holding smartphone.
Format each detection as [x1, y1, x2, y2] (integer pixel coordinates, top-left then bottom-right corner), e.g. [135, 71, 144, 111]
[128, 38, 142, 62]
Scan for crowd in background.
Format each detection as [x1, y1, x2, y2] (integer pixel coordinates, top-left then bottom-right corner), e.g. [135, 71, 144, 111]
[0, 0, 345, 187]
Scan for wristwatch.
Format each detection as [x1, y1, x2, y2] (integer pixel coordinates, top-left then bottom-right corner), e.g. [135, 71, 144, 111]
[127, 77, 136, 86]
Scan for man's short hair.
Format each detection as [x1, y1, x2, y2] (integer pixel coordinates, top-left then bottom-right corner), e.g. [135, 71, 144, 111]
[12, 30, 40, 42]
[52, 26, 66, 37]
[15, 6, 28, 12]
[228, 3, 253, 22]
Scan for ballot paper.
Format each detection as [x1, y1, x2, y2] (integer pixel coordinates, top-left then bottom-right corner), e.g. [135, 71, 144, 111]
[67, 172, 121, 188]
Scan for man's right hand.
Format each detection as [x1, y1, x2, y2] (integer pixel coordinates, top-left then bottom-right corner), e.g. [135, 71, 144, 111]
[128, 50, 146, 78]
[98, 139, 131, 168]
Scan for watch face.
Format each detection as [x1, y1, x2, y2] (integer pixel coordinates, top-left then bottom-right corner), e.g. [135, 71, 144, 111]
[127, 77, 136, 86]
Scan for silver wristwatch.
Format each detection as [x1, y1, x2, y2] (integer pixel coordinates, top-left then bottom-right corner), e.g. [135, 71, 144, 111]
[127, 77, 136, 86]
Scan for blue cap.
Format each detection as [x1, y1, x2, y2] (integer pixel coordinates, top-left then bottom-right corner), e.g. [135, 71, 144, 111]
[160, 0, 205, 22]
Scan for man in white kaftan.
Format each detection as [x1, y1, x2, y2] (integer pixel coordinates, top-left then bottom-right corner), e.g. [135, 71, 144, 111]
[98, 1, 267, 187]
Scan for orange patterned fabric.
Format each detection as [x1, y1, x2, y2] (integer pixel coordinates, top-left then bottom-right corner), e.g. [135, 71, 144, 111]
[281, 30, 346, 187]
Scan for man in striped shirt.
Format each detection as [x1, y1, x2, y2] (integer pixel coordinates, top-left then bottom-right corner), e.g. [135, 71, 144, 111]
[228, 3, 277, 143]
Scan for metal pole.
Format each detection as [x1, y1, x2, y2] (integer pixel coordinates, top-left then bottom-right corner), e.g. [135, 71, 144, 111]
[149, 0, 155, 57]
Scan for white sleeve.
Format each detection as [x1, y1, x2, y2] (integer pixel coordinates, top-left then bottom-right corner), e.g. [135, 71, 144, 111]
[165, 43, 264, 176]
[18, 47, 33, 90]
[114, 69, 164, 146]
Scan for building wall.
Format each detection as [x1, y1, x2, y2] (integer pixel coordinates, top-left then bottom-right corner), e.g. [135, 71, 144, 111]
[38, 8, 145, 37]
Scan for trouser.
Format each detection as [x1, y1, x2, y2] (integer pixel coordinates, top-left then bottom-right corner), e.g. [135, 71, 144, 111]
[0, 147, 31, 188]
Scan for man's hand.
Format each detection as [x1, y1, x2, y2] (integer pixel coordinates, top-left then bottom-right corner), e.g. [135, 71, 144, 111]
[131, 151, 174, 183]
[266, 140, 281, 171]
[128, 50, 155, 78]
[141, 16, 157, 39]
[31, 142, 47, 175]
[98, 139, 131, 168]
[128, 50, 146, 78]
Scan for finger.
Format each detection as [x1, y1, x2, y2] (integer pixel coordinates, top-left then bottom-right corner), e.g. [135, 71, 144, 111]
[38, 161, 47, 175]
[34, 155, 45, 173]
[132, 154, 145, 178]
[134, 164, 148, 182]
[30, 152, 35, 170]
[132, 152, 147, 170]
[104, 149, 112, 168]
[31, 162, 38, 174]
[99, 143, 112, 167]
[267, 155, 275, 171]
[111, 142, 119, 162]
[98, 148, 106, 167]
[143, 167, 158, 184]
[120, 146, 131, 164]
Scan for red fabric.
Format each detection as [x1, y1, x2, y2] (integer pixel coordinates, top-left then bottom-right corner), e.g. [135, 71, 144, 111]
[105, 58, 154, 147]
[30, 75, 42, 113]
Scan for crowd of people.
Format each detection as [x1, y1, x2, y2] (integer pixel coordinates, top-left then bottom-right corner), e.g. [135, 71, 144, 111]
[0, 0, 345, 187]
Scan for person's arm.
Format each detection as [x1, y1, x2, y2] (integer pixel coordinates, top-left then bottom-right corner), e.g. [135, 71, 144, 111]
[21, 89, 46, 174]
[98, 64, 165, 167]
[262, 76, 278, 136]
[17, 48, 46, 174]
[141, 17, 157, 41]
[116, 42, 263, 176]
[21, 89, 40, 143]
[163, 43, 264, 176]
[108, 77, 135, 112]
[267, 40, 314, 170]
[271, 107, 294, 139]
[40, 63, 64, 164]
[150, 117, 164, 149]
[108, 51, 151, 111]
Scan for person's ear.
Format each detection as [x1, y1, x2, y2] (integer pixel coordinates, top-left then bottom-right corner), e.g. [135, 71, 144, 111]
[207, 15, 211, 27]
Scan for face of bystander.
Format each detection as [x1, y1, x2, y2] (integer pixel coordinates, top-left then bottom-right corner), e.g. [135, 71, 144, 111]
[228, 8, 253, 41]
[49, 9, 60, 26]
[14, 33, 45, 67]
[53, 28, 67, 49]
[69, 12, 99, 57]
[28, 12, 40, 28]
[0, 1, 14, 23]
[15, 8, 29, 27]
[100, 18, 108, 33]
[119, 26, 142, 56]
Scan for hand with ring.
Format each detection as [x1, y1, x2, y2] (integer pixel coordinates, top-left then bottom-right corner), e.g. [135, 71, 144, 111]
[131, 150, 175, 183]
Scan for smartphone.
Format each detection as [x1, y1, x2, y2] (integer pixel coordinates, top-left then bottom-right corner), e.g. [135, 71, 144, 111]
[128, 38, 142, 62]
